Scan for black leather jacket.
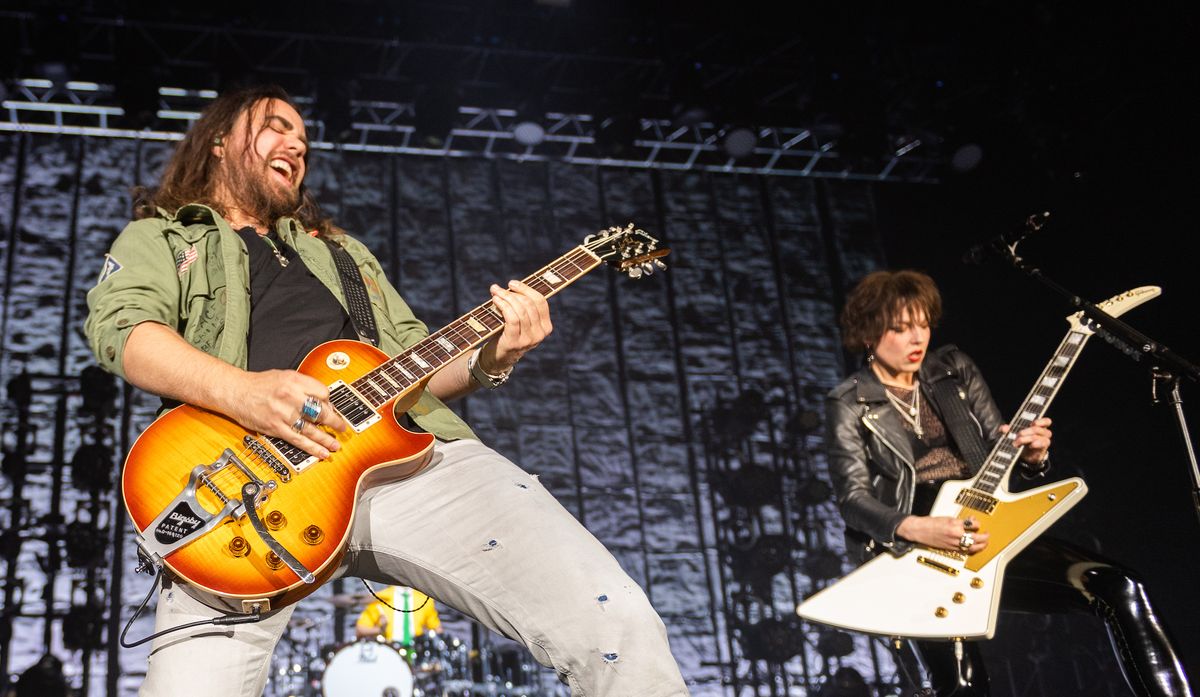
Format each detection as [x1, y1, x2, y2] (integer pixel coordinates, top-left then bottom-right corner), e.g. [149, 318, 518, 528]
[825, 345, 1047, 563]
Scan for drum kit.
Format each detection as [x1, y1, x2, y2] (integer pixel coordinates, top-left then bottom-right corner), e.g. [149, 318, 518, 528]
[264, 593, 553, 697]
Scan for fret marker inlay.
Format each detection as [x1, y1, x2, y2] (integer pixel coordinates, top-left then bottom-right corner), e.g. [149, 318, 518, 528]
[410, 354, 430, 370]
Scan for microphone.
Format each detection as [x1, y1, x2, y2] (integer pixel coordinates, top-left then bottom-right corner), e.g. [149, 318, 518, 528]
[962, 211, 1050, 265]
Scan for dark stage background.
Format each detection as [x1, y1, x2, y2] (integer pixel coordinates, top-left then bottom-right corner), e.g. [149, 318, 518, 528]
[1, 2, 1197, 696]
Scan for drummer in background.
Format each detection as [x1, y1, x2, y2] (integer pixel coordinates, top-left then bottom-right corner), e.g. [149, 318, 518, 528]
[355, 586, 441, 645]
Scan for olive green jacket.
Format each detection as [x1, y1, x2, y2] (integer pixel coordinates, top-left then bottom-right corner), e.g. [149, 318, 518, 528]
[84, 203, 476, 442]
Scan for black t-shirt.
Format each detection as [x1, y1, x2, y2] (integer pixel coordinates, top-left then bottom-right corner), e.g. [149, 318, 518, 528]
[236, 226, 356, 371]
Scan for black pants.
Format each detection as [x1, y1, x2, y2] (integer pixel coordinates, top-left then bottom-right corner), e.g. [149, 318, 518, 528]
[898, 537, 1192, 697]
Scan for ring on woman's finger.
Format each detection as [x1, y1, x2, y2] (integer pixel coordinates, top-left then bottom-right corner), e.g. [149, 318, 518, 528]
[301, 395, 323, 422]
[958, 532, 975, 550]
[291, 417, 306, 433]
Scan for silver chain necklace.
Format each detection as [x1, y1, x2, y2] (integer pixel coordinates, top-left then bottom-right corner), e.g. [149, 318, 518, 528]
[885, 384, 923, 439]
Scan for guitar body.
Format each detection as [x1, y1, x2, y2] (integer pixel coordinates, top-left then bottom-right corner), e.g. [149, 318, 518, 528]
[797, 475, 1087, 639]
[122, 339, 435, 613]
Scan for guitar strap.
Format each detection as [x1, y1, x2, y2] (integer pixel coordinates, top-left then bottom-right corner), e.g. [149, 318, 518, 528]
[324, 239, 381, 347]
[928, 378, 990, 471]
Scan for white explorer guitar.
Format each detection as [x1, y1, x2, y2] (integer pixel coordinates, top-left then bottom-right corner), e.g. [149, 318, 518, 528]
[797, 286, 1161, 640]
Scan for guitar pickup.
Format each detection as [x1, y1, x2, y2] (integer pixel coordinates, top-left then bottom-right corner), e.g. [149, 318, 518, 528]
[917, 555, 961, 576]
[955, 488, 998, 514]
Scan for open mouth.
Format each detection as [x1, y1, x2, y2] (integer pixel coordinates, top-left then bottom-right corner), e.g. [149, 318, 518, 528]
[907, 351, 924, 362]
[268, 158, 295, 185]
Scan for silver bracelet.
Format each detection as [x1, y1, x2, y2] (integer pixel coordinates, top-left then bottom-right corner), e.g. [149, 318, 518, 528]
[467, 347, 512, 389]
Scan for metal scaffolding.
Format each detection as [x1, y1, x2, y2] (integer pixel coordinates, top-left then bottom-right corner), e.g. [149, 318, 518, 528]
[0, 79, 941, 181]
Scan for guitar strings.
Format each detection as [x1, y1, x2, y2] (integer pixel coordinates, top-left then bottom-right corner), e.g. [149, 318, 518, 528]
[195, 247, 601, 508]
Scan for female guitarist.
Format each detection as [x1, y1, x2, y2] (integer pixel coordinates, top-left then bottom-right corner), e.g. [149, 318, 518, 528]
[825, 269, 1190, 696]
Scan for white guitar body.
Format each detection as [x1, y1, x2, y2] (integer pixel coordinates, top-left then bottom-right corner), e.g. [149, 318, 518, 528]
[798, 475, 1086, 639]
[798, 285, 1161, 641]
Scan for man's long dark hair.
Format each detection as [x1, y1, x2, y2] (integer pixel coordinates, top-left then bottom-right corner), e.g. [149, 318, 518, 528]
[133, 84, 335, 237]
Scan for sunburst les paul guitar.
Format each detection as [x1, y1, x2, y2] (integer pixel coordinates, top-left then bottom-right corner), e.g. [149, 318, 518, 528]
[122, 224, 667, 614]
[796, 285, 1161, 640]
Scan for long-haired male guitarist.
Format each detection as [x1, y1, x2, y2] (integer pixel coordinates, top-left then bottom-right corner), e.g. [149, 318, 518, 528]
[84, 84, 688, 697]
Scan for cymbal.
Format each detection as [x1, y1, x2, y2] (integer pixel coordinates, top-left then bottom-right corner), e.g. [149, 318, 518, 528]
[320, 592, 377, 608]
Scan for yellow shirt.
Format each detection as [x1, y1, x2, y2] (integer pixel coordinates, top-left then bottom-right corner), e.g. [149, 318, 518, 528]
[355, 586, 440, 644]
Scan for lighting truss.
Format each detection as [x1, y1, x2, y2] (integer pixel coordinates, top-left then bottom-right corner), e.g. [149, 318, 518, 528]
[0, 79, 941, 182]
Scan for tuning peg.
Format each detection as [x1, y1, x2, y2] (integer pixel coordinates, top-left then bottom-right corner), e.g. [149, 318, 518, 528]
[641, 262, 655, 275]
[627, 267, 643, 279]
[653, 259, 667, 270]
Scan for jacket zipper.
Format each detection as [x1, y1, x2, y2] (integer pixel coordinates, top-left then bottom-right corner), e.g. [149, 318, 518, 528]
[860, 410, 918, 515]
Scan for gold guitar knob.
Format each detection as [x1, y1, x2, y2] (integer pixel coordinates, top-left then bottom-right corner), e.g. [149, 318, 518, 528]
[302, 525, 324, 545]
[264, 551, 284, 570]
[935, 607, 948, 618]
[265, 510, 287, 531]
[970, 578, 984, 589]
[952, 592, 965, 604]
[228, 536, 250, 557]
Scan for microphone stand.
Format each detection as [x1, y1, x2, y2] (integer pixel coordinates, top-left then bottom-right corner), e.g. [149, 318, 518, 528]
[989, 217, 1200, 523]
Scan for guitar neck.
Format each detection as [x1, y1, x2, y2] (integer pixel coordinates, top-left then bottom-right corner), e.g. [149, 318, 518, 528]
[349, 245, 603, 408]
[970, 329, 1091, 493]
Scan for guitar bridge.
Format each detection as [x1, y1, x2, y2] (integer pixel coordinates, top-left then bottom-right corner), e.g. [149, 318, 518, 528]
[916, 555, 961, 576]
[956, 488, 998, 514]
[136, 449, 275, 561]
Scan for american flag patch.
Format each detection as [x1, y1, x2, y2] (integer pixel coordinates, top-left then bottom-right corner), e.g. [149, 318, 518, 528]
[175, 244, 198, 276]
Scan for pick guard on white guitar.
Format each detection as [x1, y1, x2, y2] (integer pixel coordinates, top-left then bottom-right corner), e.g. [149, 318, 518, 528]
[798, 476, 1086, 639]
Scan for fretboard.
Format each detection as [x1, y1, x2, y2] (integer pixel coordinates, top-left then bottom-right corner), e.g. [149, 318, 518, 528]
[970, 329, 1090, 494]
[348, 245, 602, 409]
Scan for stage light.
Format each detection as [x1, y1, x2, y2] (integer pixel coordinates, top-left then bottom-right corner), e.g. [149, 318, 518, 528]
[15, 654, 68, 697]
[728, 533, 800, 600]
[739, 617, 806, 663]
[70, 443, 114, 494]
[802, 547, 845, 581]
[62, 603, 106, 652]
[816, 629, 855, 659]
[512, 120, 545, 147]
[793, 476, 833, 507]
[817, 666, 871, 697]
[707, 389, 769, 449]
[711, 463, 780, 509]
[79, 365, 117, 416]
[64, 518, 108, 568]
[722, 127, 757, 159]
[951, 143, 984, 172]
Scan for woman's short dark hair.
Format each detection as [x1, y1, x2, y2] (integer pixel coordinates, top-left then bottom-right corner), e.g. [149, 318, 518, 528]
[839, 269, 942, 350]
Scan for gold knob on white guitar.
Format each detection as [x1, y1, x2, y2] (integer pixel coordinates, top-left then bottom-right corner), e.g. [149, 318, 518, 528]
[952, 593, 965, 604]
[935, 607, 948, 618]
[970, 578, 984, 589]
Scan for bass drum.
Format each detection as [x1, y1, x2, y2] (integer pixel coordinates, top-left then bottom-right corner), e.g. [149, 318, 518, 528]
[321, 640, 413, 697]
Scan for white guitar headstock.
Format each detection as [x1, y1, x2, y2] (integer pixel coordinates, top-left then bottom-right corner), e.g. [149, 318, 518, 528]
[583, 223, 670, 279]
[1067, 285, 1161, 334]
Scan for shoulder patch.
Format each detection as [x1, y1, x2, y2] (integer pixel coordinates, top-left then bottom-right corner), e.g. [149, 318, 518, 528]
[97, 254, 123, 284]
[175, 244, 199, 276]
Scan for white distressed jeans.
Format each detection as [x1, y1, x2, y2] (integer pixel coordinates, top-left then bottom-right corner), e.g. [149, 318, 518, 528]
[139, 438, 689, 696]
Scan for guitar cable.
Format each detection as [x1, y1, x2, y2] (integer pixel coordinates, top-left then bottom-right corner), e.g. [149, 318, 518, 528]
[361, 578, 431, 614]
[119, 565, 266, 649]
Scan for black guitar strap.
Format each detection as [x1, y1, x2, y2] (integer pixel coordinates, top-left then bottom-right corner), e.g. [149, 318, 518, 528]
[928, 378, 990, 471]
[324, 239, 380, 347]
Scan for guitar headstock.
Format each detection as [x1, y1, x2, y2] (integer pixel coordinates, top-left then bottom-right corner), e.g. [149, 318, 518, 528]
[584, 223, 670, 279]
[1066, 285, 1161, 334]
